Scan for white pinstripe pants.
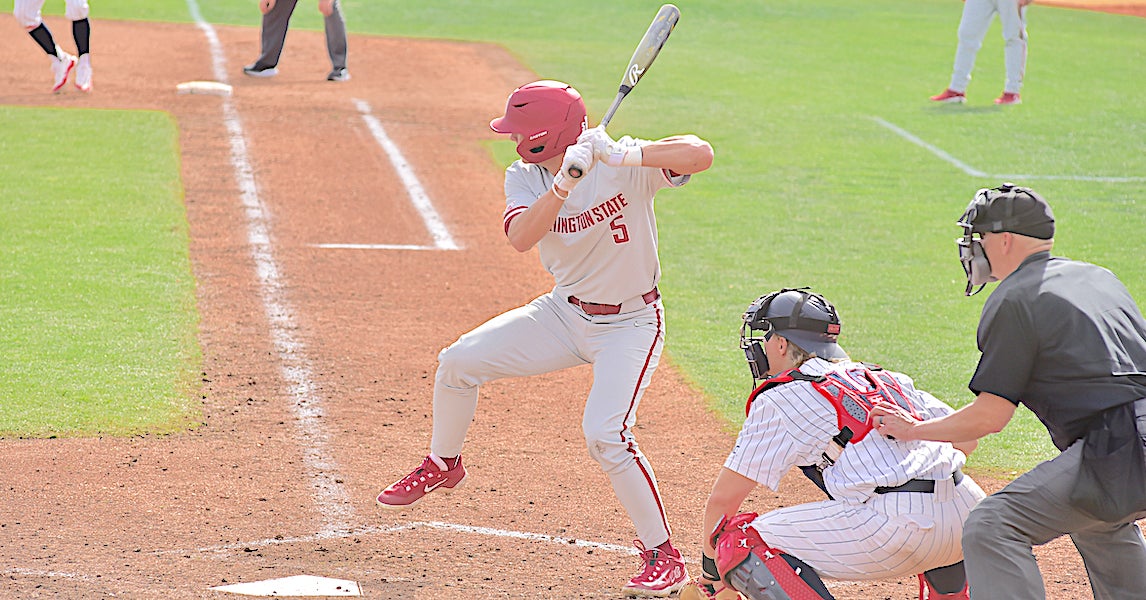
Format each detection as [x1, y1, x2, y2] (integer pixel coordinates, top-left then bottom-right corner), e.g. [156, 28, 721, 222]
[749, 475, 986, 580]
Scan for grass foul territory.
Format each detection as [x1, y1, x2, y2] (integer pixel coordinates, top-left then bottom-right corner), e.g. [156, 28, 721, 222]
[0, 106, 200, 437]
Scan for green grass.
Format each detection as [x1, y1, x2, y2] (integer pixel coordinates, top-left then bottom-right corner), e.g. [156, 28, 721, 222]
[4, 1, 1144, 474]
[0, 107, 200, 436]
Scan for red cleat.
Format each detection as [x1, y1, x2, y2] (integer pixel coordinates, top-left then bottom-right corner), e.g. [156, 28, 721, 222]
[376, 454, 466, 510]
[930, 88, 966, 104]
[994, 92, 1021, 105]
[622, 540, 689, 597]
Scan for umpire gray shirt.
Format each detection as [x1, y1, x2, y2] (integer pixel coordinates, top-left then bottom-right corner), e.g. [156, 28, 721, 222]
[969, 251, 1146, 450]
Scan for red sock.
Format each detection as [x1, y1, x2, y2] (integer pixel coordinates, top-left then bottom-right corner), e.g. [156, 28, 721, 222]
[656, 539, 679, 557]
[440, 455, 461, 470]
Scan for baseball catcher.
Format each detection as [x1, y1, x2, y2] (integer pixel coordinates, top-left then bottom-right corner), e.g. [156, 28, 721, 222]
[692, 288, 986, 600]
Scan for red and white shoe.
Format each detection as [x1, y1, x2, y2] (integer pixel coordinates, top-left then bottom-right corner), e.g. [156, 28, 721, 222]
[994, 92, 1021, 105]
[74, 54, 92, 93]
[51, 48, 77, 94]
[622, 540, 689, 597]
[376, 454, 466, 510]
[929, 88, 966, 104]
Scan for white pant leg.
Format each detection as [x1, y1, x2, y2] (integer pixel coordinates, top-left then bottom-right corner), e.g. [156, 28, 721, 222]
[996, 0, 1028, 93]
[64, 0, 88, 21]
[581, 302, 668, 546]
[430, 294, 586, 458]
[949, 0, 998, 92]
[751, 476, 986, 580]
[14, 0, 46, 29]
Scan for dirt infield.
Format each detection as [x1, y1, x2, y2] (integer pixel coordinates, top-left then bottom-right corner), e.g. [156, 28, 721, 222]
[0, 5, 1140, 599]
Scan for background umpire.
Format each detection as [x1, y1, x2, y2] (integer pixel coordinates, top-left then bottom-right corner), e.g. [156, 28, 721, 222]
[872, 183, 1146, 599]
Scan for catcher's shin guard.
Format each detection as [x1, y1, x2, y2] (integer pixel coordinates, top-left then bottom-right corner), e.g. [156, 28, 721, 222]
[712, 513, 833, 600]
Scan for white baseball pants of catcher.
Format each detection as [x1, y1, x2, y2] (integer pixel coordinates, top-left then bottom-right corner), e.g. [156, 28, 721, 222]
[749, 474, 985, 580]
[948, 0, 1028, 95]
[429, 291, 673, 547]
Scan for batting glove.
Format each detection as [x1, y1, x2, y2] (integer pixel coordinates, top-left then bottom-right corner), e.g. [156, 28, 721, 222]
[578, 126, 642, 167]
[553, 141, 594, 196]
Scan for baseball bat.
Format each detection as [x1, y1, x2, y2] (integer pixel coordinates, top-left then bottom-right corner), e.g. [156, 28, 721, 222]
[567, 4, 680, 179]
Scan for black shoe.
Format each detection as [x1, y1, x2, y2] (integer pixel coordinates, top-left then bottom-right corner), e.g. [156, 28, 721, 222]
[326, 68, 350, 82]
[243, 63, 278, 78]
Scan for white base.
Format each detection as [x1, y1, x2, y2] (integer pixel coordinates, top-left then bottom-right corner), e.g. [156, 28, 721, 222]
[210, 575, 361, 596]
[176, 80, 233, 96]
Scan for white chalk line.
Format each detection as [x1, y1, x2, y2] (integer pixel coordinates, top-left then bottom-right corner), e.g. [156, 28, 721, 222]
[347, 98, 461, 251]
[159, 521, 642, 558]
[186, 0, 353, 533]
[311, 243, 440, 251]
[870, 116, 1146, 183]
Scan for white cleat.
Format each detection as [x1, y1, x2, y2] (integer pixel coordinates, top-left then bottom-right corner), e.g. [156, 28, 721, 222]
[74, 54, 92, 92]
[51, 48, 77, 94]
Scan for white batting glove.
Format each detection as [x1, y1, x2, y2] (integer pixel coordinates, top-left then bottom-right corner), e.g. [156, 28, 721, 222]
[578, 126, 642, 167]
[553, 141, 595, 197]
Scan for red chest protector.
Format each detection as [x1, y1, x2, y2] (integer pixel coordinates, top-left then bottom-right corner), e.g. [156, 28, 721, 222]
[746, 363, 921, 446]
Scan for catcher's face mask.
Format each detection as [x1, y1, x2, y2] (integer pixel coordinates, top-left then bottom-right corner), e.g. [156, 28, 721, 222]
[740, 317, 774, 382]
[956, 191, 997, 297]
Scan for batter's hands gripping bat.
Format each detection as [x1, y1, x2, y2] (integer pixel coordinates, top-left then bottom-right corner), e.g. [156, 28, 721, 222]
[567, 3, 680, 179]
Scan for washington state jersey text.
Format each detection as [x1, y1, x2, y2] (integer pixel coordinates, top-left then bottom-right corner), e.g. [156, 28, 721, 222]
[553, 193, 629, 234]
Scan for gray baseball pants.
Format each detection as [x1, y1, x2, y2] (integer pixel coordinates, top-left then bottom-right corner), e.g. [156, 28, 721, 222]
[962, 438, 1146, 599]
[947, 0, 1027, 94]
[251, 0, 347, 71]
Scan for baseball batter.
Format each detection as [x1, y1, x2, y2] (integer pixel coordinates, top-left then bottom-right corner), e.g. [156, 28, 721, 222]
[375, 80, 714, 597]
[695, 288, 985, 600]
[931, 0, 1033, 105]
[14, 0, 92, 93]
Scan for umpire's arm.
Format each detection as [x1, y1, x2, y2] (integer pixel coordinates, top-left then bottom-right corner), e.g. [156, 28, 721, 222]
[872, 392, 1016, 444]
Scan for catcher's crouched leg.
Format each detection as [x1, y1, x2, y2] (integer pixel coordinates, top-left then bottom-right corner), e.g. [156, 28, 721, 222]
[712, 513, 835, 600]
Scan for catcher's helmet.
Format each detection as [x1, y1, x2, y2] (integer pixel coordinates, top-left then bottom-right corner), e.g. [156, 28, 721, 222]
[490, 80, 587, 164]
[741, 288, 847, 381]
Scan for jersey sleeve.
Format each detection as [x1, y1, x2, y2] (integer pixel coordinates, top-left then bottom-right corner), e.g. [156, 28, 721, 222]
[502, 161, 548, 235]
[725, 382, 839, 491]
[970, 295, 1035, 403]
[616, 135, 691, 194]
[889, 372, 957, 420]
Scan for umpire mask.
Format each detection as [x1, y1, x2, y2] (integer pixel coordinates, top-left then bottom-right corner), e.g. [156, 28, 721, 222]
[956, 183, 1055, 296]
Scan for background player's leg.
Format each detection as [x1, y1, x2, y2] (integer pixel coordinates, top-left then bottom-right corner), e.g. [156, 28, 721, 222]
[322, 0, 348, 80]
[949, 0, 996, 92]
[67, 0, 92, 92]
[248, 0, 298, 73]
[16, 0, 75, 91]
[996, 0, 1028, 95]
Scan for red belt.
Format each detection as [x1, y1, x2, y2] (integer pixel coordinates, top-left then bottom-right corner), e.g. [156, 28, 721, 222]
[568, 287, 659, 316]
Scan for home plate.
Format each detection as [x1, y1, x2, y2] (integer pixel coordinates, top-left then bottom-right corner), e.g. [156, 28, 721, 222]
[211, 575, 361, 596]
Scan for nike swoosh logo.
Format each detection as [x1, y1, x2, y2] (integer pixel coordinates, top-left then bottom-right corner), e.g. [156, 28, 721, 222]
[425, 479, 447, 493]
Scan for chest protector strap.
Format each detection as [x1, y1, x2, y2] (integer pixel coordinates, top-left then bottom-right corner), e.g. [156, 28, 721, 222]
[745, 369, 826, 416]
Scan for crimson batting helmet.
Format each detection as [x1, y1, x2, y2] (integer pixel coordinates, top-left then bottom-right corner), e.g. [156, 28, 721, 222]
[490, 80, 588, 164]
